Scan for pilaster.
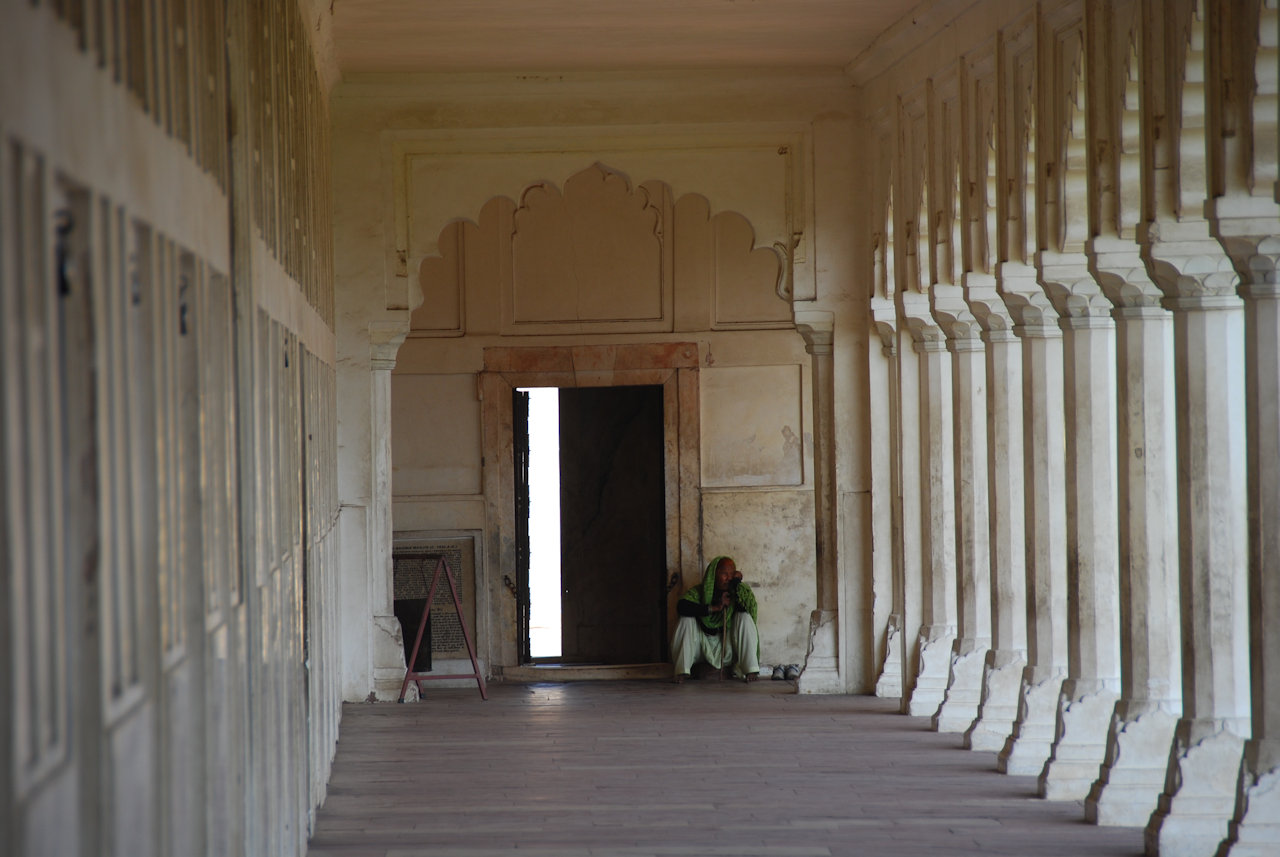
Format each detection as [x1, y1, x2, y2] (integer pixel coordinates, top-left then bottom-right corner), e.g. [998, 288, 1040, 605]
[368, 320, 412, 700]
[796, 311, 842, 694]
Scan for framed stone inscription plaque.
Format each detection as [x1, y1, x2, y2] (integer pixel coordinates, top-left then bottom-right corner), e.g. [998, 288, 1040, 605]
[392, 536, 477, 660]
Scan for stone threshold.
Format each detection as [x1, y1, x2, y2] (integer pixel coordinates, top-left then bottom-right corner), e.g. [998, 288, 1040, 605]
[498, 662, 675, 682]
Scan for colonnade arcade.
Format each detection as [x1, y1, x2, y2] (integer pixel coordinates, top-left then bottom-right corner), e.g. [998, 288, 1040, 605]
[856, 2, 1278, 855]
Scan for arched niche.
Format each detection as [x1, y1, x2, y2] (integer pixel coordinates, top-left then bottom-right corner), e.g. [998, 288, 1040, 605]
[409, 163, 790, 337]
[392, 163, 808, 676]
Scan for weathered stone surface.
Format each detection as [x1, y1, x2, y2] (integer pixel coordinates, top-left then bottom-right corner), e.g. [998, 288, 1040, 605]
[966, 649, 1027, 751]
[1225, 746, 1280, 856]
[908, 624, 957, 719]
[1145, 728, 1246, 857]
[874, 614, 904, 699]
[999, 670, 1066, 776]
[1040, 682, 1121, 800]
[702, 489, 817, 667]
[1086, 706, 1179, 827]
[933, 645, 986, 733]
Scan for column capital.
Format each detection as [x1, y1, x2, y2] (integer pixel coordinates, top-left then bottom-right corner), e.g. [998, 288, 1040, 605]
[1240, 282, 1280, 301]
[1036, 249, 1109, 320]
[1161, 292, 1244, 313]
[931, 283, 982, 342]
[1087, 235, 1165, 310]
[1212, 203, 1280, 292]
[1058, 313, 1115, 332]
[947, 336, 985, 354]
[795, 309, 834, 356]
[997, 260, 1060, 330]
[981, 328, 1020, 344]
[1110, 304, 1171, 322]
[962, 270, 1016, 335]
[1140, 219, 1241, 302]
[913, 337, 949, 355]
[369, 319, 410, 370]
[1012, 322, 1063, 341]
[870, 297, 898, 352]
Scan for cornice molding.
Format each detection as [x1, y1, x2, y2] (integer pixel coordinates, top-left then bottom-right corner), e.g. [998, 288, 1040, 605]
[844, 0, 982, 86]
[335, 68, 854, 101]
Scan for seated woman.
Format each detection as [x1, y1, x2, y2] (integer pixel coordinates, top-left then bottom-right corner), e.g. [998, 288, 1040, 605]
[671, 556, 760, 682]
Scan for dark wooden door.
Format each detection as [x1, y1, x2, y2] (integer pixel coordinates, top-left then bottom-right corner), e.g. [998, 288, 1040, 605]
[557, 385, 666, 664]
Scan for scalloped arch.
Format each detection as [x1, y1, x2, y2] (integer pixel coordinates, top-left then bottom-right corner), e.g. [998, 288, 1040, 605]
[411, 163, 787, 334]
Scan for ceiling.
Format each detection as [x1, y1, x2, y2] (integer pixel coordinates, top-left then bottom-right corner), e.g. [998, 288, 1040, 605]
[332, 0, 923, 76]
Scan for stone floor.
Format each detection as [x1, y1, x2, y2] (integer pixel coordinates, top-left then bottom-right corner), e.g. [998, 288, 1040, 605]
[306, 680, 1144, 857]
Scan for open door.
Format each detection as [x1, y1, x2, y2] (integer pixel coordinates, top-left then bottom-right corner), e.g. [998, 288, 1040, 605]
[513, 389, 532, 663]
[558, 385, 666, 664]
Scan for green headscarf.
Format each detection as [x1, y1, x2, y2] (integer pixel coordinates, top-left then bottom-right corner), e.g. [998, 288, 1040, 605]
[680, 555, 759, 633]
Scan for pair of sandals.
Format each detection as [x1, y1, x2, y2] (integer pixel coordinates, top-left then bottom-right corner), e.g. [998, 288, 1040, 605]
[771, 663, 801, 681]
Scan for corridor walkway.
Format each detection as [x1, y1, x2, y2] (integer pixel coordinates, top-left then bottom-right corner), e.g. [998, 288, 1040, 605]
[306, 680, 1144, 857]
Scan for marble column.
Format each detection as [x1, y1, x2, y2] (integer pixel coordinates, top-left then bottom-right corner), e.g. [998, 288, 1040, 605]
[797, 312, 842, 694]
[901, 294, 958, 718]
[932, 288, 992, 733]
[1030, 247, 1124, 801]
[894, 320, 925, 712]
[1222, 276, 1280, 856]
[1215, 196, 1280, 854]
[910, 334, 959, 717]
[1085, 241, 1182, 827]
[997, 263, 1069, 776]
[1143, 224, 1251, 857]
[1038, 309, 1121, 800]
[963, 275, 1028, 752]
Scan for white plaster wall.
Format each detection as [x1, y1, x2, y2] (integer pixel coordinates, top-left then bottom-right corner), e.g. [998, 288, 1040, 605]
[1, 3, 345, 856]
[702, 490, 819, 665]
[333, 70, 866, 689]
[702, 365, 805, 488]
[391, 374, 483, 496]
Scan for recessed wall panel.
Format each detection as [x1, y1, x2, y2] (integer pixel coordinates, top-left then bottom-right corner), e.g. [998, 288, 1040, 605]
[701, 364, 803, 487]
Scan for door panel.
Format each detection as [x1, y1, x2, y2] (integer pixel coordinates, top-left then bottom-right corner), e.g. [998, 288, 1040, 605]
[558, 385, 665, 664]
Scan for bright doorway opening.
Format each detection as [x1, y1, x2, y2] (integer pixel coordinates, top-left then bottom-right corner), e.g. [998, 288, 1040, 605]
[523, 387, 562, 658]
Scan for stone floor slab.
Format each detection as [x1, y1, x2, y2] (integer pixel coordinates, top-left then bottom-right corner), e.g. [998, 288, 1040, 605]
[306, 681, 1144, 857]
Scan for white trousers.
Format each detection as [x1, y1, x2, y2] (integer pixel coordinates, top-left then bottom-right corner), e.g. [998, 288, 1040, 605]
[671, 613, 760, 678]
